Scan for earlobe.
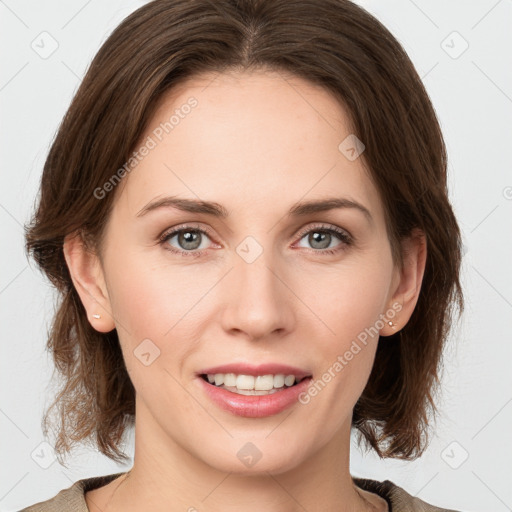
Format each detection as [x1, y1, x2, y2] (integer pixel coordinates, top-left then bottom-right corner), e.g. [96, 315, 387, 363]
[63, 232, 116, 333]
[380, 229, 427, 337]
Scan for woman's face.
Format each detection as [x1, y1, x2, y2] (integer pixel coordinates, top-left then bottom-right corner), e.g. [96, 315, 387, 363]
[94, 69, 405, 473]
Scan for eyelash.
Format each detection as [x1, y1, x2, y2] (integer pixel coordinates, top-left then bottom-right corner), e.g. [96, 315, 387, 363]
[158, 222, 353, 258]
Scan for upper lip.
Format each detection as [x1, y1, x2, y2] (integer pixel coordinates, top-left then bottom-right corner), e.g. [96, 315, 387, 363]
[197, 363, 312, 380]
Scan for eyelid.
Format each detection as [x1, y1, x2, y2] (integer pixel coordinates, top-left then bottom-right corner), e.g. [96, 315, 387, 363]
[157, 223, 218, 258]
[158, 223, 215, 242]
[159, 222, 352, 241]
[158, 221, 353, 256]
[294, 222, 353, 243]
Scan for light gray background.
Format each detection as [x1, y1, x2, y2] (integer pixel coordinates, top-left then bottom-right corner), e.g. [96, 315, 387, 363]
[1, 1, 511, 511]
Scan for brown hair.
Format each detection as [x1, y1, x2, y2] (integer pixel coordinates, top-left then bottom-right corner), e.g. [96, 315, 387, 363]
[25, 0, 464, 465]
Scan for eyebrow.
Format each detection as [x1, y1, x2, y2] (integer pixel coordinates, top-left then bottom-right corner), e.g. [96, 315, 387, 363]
[136, 196, 373, 224]
[288, 197, 373, 224]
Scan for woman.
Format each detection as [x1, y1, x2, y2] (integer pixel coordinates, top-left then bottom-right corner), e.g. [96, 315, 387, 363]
[22, 0, 464, 510]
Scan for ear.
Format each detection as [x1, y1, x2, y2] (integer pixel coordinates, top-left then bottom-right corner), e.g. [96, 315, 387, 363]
[380, 228, 427, 336]
[63, 232, 116, 333]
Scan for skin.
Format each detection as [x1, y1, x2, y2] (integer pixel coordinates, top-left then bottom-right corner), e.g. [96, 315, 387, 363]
[64, 69, 426, 512]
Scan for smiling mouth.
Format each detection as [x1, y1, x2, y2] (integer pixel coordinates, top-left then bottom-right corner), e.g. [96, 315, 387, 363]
[199, 373, 311, 395]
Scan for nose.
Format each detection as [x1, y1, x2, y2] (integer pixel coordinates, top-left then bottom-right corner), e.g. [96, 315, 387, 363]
[220, 246, 296, 341]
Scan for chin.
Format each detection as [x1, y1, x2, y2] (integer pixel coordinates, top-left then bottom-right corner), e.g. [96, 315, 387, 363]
[194, 436, 311, 476]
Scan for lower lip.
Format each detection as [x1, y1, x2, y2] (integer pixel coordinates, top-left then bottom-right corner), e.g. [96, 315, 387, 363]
[196, 376, 313, 418]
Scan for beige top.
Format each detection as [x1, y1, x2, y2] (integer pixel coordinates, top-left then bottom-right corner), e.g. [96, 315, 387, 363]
[19, 472, 462, 511]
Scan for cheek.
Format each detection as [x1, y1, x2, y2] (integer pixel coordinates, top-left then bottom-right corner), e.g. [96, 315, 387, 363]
[104, 248, 206, 338]
[102, 251, 214, 389]
[299, 255, 392, 342]
[298, 256, 392, 406]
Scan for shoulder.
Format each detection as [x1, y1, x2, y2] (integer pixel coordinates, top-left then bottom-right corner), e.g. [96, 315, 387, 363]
[18, 472, 126, 512]
[19, 472, 464, 512]
[353, 477, 464, 512]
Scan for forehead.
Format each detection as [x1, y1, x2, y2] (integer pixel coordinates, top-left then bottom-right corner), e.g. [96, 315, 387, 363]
[114, 69, 385, 227]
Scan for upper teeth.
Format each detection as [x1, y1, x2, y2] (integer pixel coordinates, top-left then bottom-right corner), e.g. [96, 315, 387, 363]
[207, 373, 300, 390]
